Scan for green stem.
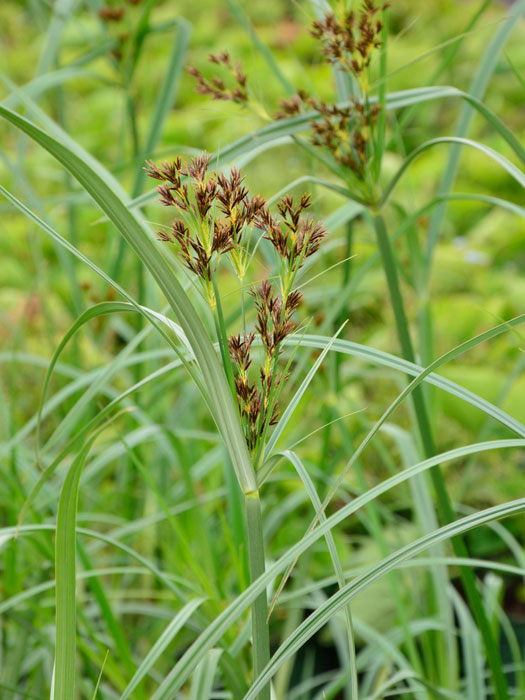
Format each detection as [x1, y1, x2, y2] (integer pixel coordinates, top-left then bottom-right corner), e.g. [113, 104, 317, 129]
[209, 265, 269, 697]
[245, 491, 271, 700]
[211, 270, 237, 400]
[372, 212, 508, 700]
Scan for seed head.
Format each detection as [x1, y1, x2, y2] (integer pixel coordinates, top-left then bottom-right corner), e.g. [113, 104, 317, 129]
[256, 193, 328, 271]
[98, 5, 125, 21]
[145, 155, 267, 281]
[309, 98, 380, 176]
[187, 51, 248, 104]
[228, 332, 255, 371]
[275, 91, 310, 119]
[310, 1, 389, 77]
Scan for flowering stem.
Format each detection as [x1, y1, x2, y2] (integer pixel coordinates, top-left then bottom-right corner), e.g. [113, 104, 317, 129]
[372, 211, 508, 700]
[241, 282, 246, 334]
[211, 269, 237, 401]
[245, 490, 271, 700]
[213, 269, 271, 698]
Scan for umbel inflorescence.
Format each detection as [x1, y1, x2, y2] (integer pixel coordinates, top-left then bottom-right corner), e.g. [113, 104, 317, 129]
[188, 0, 388, 184]
[310, 0, 389, 81]
[146, 155, 328, 453]
[145, 154, 265, 289]
[187, 51, 248, 104]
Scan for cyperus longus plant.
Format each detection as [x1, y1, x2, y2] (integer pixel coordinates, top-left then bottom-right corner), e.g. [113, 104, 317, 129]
[1, 0, 525, 699]
[145, 152, 328, 699]
[188, 1, 525, 698]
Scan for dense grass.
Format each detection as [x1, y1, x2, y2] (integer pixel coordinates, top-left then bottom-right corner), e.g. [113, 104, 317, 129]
[1, 1, 524, 699]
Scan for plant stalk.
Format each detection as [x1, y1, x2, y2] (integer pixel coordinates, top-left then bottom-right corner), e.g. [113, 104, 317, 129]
[245, 490, 271, 700]
[372, 211, 508, 700]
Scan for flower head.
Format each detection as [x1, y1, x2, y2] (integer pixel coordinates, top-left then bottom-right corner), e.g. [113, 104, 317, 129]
[146, 155, 328, 454]
[145, 155, 265, 282]
[310, 1, 389, 79]
[187, 51, 248, 104]
[256, 194, 328, 273]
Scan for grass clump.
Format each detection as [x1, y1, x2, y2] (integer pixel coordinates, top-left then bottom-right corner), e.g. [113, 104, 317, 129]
[0, 1, 524, 700]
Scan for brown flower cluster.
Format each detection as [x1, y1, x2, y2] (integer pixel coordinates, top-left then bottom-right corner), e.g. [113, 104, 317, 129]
[145, 154, 265, 282]
[97, 0, 140, 22]
[147, 154, 328, 452]
[310, 0, 389, 77]
[227, 330, 278, 450]
[274, 91, 309, 120]
[98, 6, 125, 21]
[227, 281, 302, 450]
[256, 193, 328, 272]
[275, 90, 380, 178]
[252, 281, 302, 359]
[310, 98, 380, 176]
[187, 51, 248, 104]
[225, 204, 320, 452]
[226, 194, 326, 451]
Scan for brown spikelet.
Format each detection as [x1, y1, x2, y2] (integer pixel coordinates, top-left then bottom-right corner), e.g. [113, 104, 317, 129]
[145, 154, 270, 281]
[308, 98, 379, 177]
[187, 51, 249, 104]
[256, 193, 328, 269]
[98, 6, 125, 21]
[309, 1, 388, 77]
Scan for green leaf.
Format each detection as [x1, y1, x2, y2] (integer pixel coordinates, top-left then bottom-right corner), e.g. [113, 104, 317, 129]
[280, 450, 358, 699]
[54, 434, 98, 700]
[148, 438, 525, 698]
[189, 649, 223, 700]
[0, 105, 256, 494]
[132, 18, 191, 194]
[245, 498, 525, 699]
[381, 137, 525, 206]
[282, 331, 525, 437]
[426, 0, 525, 258]
[264, 324, 346, 459]
[120, 598, 205, 700]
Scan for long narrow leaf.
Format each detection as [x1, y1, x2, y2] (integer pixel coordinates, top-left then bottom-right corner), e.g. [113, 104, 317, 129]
[0, 105, 256, 494]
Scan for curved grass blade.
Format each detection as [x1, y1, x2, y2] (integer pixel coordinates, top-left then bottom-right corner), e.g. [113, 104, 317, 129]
[269, 317, 525, 605]
[127, 83, 525, 211]
[54, 420, 114, 700]
[189, 649, 223, 700]
[120, 598, 205, 700]
[280, 450, 358, 700]
[282, 331, 525, 437]
[91, 651, 109, 700]
[4, 440, 525, 697]
[148, 439, 525, 699]
[11, 312, 525, 533]
[426, 0, 525, 259]
[15, 358, 186, 525]
[37, 301, 194, 450]
[451, 588, 484, 700]
[244, 498, 525, 700]
[133, 18, 190, 191]
[37, 0, 75, 74]
[263, 324, 346, 459]
[0, 186, 205, 394]
[0, 105, 256, 494]
[0, 68, 109, 110]
[380, 136, 525, 207]
[0, 567, 195, 617]
[7, 524, 184, 597]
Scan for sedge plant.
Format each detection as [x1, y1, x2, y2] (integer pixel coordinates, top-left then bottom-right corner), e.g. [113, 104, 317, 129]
[143, 152, 331, 700]
[186, 0, 525, 697]
[1, 1, 525, 700]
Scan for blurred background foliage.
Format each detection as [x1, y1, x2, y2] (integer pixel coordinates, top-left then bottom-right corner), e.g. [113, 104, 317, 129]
[0, 0, 524, 696]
